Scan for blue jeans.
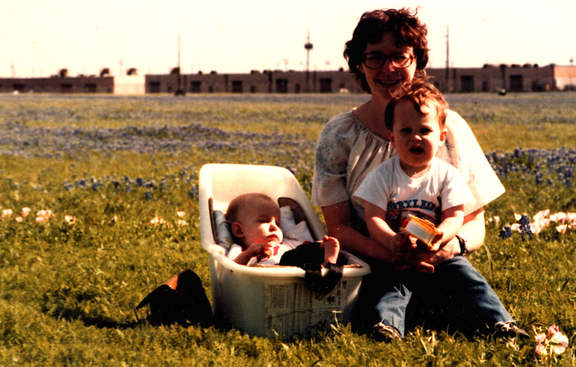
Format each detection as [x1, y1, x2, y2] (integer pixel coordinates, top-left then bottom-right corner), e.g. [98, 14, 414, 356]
[354, 256, 514, 337]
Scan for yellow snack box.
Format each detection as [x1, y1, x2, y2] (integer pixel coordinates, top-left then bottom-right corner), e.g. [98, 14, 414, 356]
[400, 214, 442, 248]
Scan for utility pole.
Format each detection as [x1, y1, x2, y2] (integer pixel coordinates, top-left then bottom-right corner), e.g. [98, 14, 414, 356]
[445, 26, 450, 92]
[570, 57, 574, 90]
[175, 34, 184, 96]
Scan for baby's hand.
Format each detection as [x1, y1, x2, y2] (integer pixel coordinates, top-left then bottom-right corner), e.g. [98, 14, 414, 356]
[262, 244, 273, 259]
[246, 243, 273, 260]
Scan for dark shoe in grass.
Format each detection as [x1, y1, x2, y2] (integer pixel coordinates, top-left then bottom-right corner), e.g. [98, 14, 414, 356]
[372, 322, 402, 342]
[493, 321, 530, 339]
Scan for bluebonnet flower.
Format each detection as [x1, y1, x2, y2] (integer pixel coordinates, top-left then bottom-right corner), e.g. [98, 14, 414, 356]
[188, 186, 198, 199]
[499, 226, 513, 239]
[518, 214, 533, 241]
[160, 178, 169, 191]
[535, 172, 543, 185]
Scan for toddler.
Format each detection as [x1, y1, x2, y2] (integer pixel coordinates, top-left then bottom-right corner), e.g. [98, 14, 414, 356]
[353, 81, 526, 339]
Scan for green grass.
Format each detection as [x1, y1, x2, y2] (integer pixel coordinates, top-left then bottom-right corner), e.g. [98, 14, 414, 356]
[1, 92, 576, 365]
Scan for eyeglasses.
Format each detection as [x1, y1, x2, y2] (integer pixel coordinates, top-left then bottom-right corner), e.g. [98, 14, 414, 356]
[363, 52, 414, 69]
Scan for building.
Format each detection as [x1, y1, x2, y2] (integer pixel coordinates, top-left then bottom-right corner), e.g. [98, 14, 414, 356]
[146, 64, 576, 94]
[1, 64, 575, 94]
[145, 68, 358, 94]
[426, 64, 576, 93]
[0, 68, 145, 94]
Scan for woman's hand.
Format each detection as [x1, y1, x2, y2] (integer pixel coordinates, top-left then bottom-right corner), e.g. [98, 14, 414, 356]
[367, 237, 436, 273]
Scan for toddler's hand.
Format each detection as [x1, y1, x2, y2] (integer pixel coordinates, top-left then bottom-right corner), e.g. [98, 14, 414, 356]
[422, 231, 444, 252]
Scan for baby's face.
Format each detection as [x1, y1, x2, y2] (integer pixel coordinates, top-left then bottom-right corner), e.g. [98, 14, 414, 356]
[236, 198, 283, 248]
[390, 100, 447, 175]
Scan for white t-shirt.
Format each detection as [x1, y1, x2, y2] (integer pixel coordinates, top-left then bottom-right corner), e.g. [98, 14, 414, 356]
[312, 110, 504, 226]
[354, 156, 475, 231]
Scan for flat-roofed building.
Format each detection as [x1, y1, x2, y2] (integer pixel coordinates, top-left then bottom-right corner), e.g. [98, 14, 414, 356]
[2, 65, 575, 94]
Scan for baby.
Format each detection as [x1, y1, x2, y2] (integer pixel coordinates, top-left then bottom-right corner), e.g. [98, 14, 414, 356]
[225, 193, 339, 266]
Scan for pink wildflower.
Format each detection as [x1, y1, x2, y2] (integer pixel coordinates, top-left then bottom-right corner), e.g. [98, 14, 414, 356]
[36, 210, 54, 222]
[530, 220, 549, 234]
[177, 211, 186, 218]
[535, 343, 548, 357]
[556, 224, 568, 233]
[549, 331, 569, 355]
[535, 333, 547, 344]
[149, 216, 166, 225]
[530, 210, 550, 233]
[535, 325, 569, 358]
[1, 209, 13, 220]
[486, 216, 500, 226]
[534, 210, 550, 221]
[177, 219, 188, 226]
[550, 212, 567, 222]
[21, 207, 31, 217]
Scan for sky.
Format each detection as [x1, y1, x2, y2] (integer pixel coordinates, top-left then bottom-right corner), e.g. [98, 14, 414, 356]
[1, 0, 575, 78]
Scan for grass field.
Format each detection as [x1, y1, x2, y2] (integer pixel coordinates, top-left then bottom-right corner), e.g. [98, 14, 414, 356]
[1, 92, 576, 366]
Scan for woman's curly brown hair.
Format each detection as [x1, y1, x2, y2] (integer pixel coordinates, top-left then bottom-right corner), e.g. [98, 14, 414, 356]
[344, 8, 430, 93]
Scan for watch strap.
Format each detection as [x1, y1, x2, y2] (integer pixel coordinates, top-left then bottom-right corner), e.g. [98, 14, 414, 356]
[456, 235, 469, 256]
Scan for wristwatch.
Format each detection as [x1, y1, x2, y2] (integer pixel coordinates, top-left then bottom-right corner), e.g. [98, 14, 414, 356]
[456, 235, 469, 256]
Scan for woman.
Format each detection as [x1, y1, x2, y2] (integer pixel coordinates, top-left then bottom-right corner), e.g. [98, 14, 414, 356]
[312, 8, 525, 339]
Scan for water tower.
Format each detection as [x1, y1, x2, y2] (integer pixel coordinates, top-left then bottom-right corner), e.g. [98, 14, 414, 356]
[304, 32, 313, 92]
